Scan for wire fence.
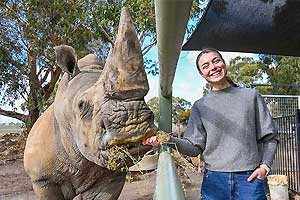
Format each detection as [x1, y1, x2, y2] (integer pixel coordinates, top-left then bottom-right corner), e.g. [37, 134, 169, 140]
[263, 95, 300, 117]
[263, 95, 300, 193]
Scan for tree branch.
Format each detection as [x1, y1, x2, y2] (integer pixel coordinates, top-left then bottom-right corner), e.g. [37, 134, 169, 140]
[0, 107, 27, 122]
[139, 31, 146, 46]
[42, 66, 61, 100]
[40, 67, 50, 84]
[0, 47, 24, 70]
[15, 88, 27, 102]
[98, 24, 114, 46]
[4, 4, 28, 27]
[28, 53, 43, 90]
[142, 41, 156, 55]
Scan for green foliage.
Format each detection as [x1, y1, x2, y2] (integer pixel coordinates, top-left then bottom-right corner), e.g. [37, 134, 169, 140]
[202, 83, 211, 96]
[176, 109, 191, 125]
[147, 97, 160, 123]
[147, 96, 192, 124]
[172, 96, 192, 123]
[227, 56, 265, 88]
[259, 55, 300, 95]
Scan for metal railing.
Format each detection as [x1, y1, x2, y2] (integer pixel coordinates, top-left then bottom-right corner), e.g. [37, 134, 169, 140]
[262, 95, 300, 193]
[263, 95, 300, 117]
[272, 114, 300, 193]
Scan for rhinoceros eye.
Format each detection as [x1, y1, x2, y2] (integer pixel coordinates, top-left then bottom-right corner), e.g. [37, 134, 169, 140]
[78, 100, 93, 119]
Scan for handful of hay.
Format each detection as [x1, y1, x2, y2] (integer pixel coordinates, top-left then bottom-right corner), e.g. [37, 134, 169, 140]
[156, 131, 170, 144]
[105, 130, 170, 172]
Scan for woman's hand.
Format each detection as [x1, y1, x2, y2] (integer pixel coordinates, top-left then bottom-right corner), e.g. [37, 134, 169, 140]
[247, 167, 268, 182]
[142, 135, 160, 146]
[142, 131, 170, 146]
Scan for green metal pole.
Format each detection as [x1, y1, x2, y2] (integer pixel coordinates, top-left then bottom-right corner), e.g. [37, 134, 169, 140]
[158, 91, 172, 132]
[153, 150, 185, 200]
[153, 0, 192, 199]
[154, 90, 185, 200]
[158, 91, 172, 152]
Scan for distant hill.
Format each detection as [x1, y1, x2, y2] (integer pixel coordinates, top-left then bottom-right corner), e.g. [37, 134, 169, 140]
[0, 123, 23, 134]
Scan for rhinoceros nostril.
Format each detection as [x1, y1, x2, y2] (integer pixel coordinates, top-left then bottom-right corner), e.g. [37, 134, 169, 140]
[78, 100, 84, 110]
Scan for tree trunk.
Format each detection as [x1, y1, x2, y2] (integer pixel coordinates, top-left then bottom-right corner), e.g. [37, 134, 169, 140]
[26, 51, 41, 133]
[26, 109, 40, 133]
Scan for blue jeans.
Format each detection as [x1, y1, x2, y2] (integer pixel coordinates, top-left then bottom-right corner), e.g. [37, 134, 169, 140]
[201, 169, 267, 200]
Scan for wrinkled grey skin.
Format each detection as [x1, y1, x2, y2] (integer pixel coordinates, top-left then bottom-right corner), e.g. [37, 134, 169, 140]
[24, 8, 155, 200]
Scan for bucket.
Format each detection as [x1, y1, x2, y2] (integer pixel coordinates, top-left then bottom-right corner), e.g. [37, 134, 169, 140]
[267, 175, 289, 200]
[129, 153, 158, 172]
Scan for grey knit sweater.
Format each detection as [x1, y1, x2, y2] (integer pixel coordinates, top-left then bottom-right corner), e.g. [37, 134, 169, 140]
[170, 86, 279, 172]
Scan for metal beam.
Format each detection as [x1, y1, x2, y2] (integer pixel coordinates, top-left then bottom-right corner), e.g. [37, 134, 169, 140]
[154, 150, 186, 200]
[154, 0, 192, 199]
[251, 84, 300, 88]
[158, 90, 172, 132]
[155, 0, 193, 97]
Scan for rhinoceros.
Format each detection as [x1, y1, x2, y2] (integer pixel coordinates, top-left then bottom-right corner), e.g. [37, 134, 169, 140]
[24, 8, 156, 200]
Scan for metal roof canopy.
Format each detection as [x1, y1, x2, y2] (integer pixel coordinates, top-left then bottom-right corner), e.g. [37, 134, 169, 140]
[183, 0, 300, 56]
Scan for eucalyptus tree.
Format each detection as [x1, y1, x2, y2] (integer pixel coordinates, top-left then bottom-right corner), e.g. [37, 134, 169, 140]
[147, 96, 192, 124]
[258, 55, 300, 95]
[0, 0, 203, 131]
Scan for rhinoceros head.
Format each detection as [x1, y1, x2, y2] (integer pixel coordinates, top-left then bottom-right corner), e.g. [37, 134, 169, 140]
[53, 8, 155, 169]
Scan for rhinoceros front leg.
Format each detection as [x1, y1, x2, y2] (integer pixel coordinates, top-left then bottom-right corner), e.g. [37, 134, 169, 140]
[77, 173, 126, 200]
[32, 182, 65, 200]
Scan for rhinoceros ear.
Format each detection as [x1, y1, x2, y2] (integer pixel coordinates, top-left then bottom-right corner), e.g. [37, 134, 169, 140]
[54, 45, 80, 78]
[103, 7, 149, 100]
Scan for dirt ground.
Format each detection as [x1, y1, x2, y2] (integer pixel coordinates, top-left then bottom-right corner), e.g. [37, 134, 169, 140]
[0, 159, 201, 200]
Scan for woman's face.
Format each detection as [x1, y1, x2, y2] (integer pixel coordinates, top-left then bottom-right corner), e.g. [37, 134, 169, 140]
[197, 51, 227, 83]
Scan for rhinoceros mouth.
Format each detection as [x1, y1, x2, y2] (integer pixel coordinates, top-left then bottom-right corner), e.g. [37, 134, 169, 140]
[108, 127, 156, 146]
[102, 128, 156, 171]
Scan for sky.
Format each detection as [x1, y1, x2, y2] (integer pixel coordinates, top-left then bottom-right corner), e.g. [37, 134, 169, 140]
[0, 48, 257, 124]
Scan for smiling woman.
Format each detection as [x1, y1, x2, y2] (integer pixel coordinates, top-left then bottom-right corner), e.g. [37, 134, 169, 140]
[143, 48, 279, 200]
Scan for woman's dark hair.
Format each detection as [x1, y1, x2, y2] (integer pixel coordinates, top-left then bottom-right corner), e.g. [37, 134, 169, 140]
[195, 48, 238, 87]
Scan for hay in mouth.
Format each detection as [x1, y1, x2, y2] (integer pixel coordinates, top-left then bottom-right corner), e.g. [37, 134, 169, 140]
[107, 145, 130, 171]
[106, 143, 150, 171]
[106, 128, 157, 171]
[108, 128, 157, 146]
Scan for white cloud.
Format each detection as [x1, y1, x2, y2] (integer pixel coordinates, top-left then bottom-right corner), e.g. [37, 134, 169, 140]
[145, 76, 159, 102]
[187, 51, 201, 64]
[177, 82, 193, 90]
[0, 115, 21, 124]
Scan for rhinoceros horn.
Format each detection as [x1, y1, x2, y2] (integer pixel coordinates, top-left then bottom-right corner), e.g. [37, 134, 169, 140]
[102, 7, 149, 100]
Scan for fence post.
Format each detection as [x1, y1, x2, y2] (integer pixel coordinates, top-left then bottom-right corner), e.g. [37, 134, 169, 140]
[296, 109, 300, 192]
[153, 89, 185, 200]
